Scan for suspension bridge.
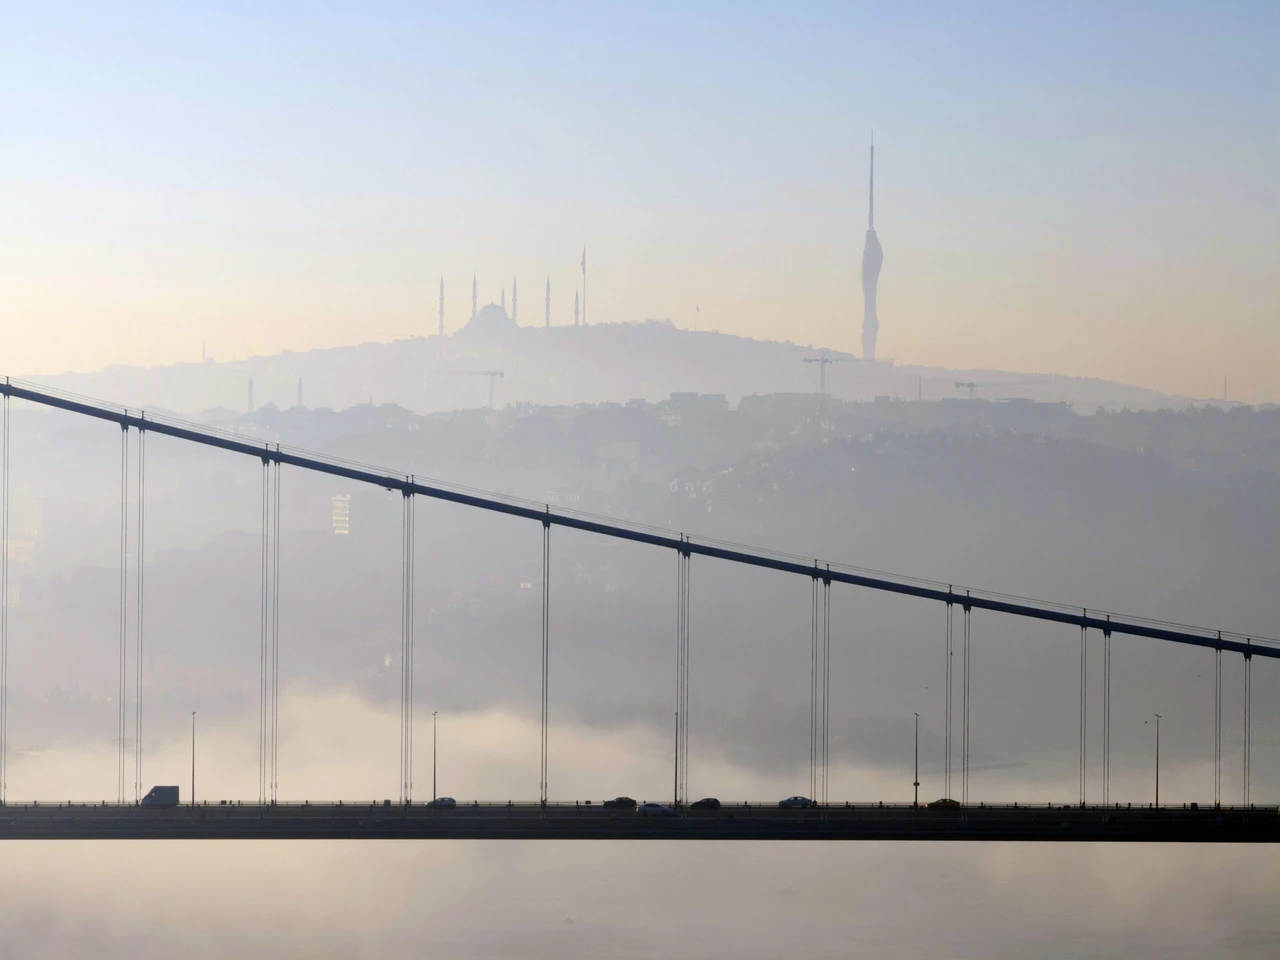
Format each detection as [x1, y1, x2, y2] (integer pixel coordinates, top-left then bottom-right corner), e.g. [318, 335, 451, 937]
[0, 377, 1274, 842]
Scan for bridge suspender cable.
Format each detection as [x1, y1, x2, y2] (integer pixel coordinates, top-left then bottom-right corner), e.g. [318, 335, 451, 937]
[961, 603, 971, 807]
[118, 425, 128, 805]
[400, 494, 405, 802]
[135, 425, 146, 803]
[807, 567, 831, 806]
[1214, 643, 1222, 808]
[1243, 647, 1252, 806]
[400, 495, 405, 803]
[822, 571, 831, 807]
[1079, 620, 1088, 806]
[682, 547, 690, 805]
[259, 459, 269, 805]
[412, 493, 416, 800]
[674, 540, 690, 807]
[809, 575, 818, 803]
[539, 516, 550, 805]
[0, 392, 8, 805]
[257, 455, 283, 805]
[944, 601, 953, 800]
[275, 462, 281, 801]
[1103, 621, 1112, 806]
[400, 486, 415, 804]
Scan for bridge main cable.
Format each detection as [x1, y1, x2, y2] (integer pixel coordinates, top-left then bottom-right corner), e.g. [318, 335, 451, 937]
[2, 379, 1273, 661]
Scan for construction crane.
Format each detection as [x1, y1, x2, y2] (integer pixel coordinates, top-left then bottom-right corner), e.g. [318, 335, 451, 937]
[954, 379, 1043, 400]
[802, 349, 853, 399]
[452, 370, 505, 409]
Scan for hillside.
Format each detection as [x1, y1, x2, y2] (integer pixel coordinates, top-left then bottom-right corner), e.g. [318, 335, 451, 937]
[28, 318, 1191, 416]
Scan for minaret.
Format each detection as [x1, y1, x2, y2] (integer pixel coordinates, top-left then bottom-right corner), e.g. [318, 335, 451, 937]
[471, 274, 477, 321]
[545, 276, 550, 328]
[297, 378, 303, 408]
[860, 136, 883, 362]
[438, 275, 445, 337]
[512, 278, 518, 323]
[248, 377, 255, 413]
[501, 288, 506, 312]
[574, 290, 580, 327]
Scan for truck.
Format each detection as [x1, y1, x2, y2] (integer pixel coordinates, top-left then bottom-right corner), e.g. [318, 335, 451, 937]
[140, 785, 180, 806]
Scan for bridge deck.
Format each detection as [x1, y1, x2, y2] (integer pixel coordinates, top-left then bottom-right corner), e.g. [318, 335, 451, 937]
[1, 802, 1275, 842]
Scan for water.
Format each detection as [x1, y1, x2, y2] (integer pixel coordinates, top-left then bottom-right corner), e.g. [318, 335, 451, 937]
[0, 841, 1275, 957]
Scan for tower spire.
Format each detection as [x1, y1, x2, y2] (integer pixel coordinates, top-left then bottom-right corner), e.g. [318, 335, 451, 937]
[513, 277, 518, 323]
[868, 132, 875, 230]
[860, 134, 883, 362]
[472, 274, 477, 321]
[439, 275, 444, 337]
[545, 276, 550, 328]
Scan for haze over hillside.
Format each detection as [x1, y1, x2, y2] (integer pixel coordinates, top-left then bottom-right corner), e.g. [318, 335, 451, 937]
[28, 316, 1200, 418]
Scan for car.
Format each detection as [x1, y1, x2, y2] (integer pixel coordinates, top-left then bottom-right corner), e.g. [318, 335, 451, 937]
[638, 802, 676, 818]
[602, 796, 637, 808]
[778, 796, 817, 809]
[426, 797, 457, 809]
[927, 798, 961, 809]
[690, 797, 721, 810]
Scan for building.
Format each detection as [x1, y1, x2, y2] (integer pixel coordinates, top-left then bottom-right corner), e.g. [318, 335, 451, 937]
[331, 494, 351, 535]
[861, 138, 883, 362]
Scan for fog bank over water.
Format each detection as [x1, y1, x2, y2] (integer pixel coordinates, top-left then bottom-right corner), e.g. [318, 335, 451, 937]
[6, 693, 1271, 808]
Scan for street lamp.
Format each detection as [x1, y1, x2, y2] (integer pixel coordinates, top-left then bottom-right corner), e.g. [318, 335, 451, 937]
[913, 712, 920, 808]
[673, 711, 679, 808]
[1154, 714, 1161, 808]
[432, 711, 438, 801]
[190, 711, 196, 809]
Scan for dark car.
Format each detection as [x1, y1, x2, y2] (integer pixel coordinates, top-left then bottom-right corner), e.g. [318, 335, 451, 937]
[927, 798, 961, 809]
[140, 785, 180, 807]
[602, 796, 637, 808]
[778, 795, 817, 809]
[690, 797, 721, 810]
[638, 802, 676, 818]
[426, 797, 457, 809]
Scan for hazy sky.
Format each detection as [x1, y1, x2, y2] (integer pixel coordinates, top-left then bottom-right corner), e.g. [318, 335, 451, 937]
[2, 2, 1276, 399]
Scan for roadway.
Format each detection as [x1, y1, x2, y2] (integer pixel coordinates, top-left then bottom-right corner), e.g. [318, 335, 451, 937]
[0, 802, 1275, 842]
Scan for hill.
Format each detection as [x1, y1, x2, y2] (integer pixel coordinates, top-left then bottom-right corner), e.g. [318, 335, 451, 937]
[28, 319, 1191, 416]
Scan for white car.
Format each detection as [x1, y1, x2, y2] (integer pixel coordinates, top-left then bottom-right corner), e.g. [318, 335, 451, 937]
[637, 802, 676, 818]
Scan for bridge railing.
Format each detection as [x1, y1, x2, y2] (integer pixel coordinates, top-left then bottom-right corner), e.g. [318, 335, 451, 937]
[4, 800, 1277, 814]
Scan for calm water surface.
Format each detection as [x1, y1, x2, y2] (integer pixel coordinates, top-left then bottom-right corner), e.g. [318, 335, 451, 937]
[0, 841, 1275, 957]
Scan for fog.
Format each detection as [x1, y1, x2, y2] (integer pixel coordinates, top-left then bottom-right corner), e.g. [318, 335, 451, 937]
[5, 281, 1278, 960]
[3, 699, 1280, 957]
[3, 379, 1276, 808]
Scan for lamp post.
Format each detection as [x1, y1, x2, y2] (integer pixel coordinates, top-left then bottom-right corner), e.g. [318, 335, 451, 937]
[1154, 714, 1161, 808]
[432, 711, 438, 801]
[913, 712, 920, 808]
[673, 711, 679, 808]
[190, 711, 196, 809]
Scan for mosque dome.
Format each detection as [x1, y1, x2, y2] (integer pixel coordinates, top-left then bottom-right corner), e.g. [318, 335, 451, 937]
[460, 302, 517, 337]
